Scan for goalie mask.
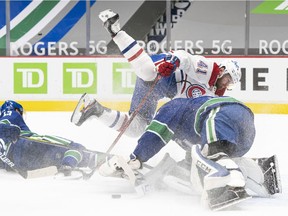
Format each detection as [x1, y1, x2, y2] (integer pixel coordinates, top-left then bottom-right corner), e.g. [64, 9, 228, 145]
[1, 100, 24, 116]
[219, 59, 241, 88]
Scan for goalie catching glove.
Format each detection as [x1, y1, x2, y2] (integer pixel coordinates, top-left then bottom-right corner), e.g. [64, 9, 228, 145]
[157, 54, 180, 77]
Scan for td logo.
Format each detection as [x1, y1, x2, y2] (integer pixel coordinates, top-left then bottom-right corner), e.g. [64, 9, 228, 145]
[113, 62, 136, 94]
[14, 63, 47, 94]
[63, 63, 97, 94]
[252, 0, 288, 14]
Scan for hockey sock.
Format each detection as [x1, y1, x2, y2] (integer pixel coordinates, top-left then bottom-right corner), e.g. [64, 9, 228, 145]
[98, 109, 128, 132]
[113, 31, 156, 81]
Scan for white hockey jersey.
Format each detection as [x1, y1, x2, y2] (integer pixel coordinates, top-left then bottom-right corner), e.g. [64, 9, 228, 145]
[172, 50, 221, 99]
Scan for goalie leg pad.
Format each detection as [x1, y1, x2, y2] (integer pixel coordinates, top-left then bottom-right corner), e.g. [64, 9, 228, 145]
[191, 145, 230, 191]
[234, 155, 282, 196]
[255, 155, 282, 195]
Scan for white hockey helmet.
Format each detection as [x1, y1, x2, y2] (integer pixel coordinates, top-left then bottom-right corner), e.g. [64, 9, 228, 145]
[219, 59, 241, 85]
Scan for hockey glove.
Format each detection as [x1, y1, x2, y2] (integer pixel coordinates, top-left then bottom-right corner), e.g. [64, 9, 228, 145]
[0, 123, 21, 152]
[157, 54, 180, 77]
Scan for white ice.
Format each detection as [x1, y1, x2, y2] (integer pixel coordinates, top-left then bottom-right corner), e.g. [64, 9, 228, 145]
[1, 112, 287, 216]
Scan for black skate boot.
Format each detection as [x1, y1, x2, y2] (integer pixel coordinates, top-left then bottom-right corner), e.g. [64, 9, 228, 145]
[71, 93, 107, 126]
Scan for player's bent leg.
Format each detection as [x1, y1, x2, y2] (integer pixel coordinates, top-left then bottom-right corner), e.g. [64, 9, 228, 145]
[71, 94, 148, 138]
[119, 114, 148, 138]
[113, 31, 157, 81]
[98, 9, 156, 81]
[91, 106, 147, 138]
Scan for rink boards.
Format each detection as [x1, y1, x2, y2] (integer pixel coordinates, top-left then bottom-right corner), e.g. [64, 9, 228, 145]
[0, 56, 288, 114]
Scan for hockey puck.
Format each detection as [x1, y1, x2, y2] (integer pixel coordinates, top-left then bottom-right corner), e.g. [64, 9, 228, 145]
[111, 194, 121, 199]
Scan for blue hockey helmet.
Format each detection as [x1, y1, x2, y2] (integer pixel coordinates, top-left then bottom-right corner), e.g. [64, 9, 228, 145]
[0, 100, 24, 116]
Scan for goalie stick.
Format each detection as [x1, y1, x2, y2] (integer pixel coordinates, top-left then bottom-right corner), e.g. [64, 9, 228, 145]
[0, 151, 58, 179]
[0, 151, 26, 178]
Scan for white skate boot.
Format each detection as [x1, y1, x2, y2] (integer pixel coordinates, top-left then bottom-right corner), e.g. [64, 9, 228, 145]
[98, 9, 121, 37]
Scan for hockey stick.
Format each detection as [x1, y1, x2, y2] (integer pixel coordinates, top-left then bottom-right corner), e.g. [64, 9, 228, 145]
[82, 75, 162, 180]
[0, 151, 58, 179]
[106, 74, 162, 154]
[0, 151, 26, 178]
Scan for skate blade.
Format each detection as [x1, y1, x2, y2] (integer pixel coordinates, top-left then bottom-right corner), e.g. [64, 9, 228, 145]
[26, 166, 58, 179]
[70, 93, 90, 124]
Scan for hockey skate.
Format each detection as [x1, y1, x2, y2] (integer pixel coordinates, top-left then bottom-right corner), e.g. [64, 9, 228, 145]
[98, 9, 121, 37]
[255, 155, 282, 195]
[207, 186, 251, 211]
[70, 93, 105, 126]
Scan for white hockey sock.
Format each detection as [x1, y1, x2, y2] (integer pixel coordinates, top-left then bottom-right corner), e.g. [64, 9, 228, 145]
[113, 31, 156, 81]
[98, 109, 128, 131]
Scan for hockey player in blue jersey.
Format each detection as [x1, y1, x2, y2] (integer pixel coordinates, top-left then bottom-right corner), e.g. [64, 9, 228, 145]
[0, 100, 97, 178]
[98, 96, 281, 210]
[71, 9, 241, 138]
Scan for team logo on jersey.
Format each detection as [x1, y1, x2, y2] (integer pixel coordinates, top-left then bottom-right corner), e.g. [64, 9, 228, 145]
[196, 60, 208, 75]
[197, 60, 208, 68]
[186, 84, 206, 98]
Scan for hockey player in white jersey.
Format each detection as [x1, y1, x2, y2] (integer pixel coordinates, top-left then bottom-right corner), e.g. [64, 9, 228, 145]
[71, 9, 241, 138]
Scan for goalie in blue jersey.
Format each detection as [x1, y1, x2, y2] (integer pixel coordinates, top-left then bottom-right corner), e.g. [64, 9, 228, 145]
[0, 100, 97, 178]
[98, 96, 281, 210]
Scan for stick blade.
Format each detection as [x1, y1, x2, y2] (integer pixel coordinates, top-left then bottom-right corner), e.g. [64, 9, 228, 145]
[26, 166, 58, 179]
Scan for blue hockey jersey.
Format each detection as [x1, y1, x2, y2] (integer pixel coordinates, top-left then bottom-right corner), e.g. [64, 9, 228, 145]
[132, 96, 255, 162]
[0, 109, 30, 131]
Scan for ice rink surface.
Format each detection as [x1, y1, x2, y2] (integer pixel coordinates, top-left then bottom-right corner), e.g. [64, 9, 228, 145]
[1, 112, 287, 216]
